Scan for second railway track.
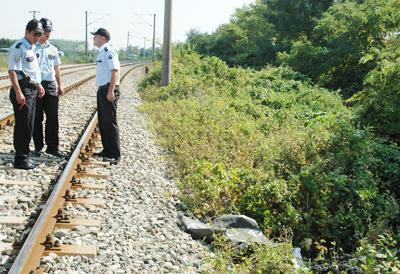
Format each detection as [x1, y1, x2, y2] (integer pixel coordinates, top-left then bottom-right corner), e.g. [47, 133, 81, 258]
[0, 62, 136, 91]
[0, 63, 95, 82]
[0, 62, 137, 119]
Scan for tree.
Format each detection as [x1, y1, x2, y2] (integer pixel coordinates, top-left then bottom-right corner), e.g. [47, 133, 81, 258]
[186, 0, 333, 67]
[279, 0, 400, 97]
[261, 0, 334, 51]
[352, 37, 400, 139]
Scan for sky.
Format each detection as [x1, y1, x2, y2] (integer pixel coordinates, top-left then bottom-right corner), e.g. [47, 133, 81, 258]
[0, 0, 255, 50]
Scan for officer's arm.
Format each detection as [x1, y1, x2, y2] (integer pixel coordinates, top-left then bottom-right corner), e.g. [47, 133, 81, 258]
[55, 65, 61, 85]
[8, 70, 22, 95]
[8, 44, 23, 95]
[55, 65, 63, 94]
[108, 69, 119, 94]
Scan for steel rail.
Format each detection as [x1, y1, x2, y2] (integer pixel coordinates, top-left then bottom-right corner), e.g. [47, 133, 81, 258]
[0, 112, 14, 129]
[59, 63, 95, 71]
[0, 74, 8, 80]
[8, 111, 99, 274]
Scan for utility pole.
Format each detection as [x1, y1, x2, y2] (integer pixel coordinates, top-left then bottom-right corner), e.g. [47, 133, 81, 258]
[85, 11, 88, 56]
[127, 31, 132, 53]
[152, 14, 156, 63]
[143, 37, 146, 59]
[162, 0, 172, 86]
[30, 10, 40, 19]
[85, 11, 109, 56]
[93, 28, 96, 51]
[130, 13, 156, 62]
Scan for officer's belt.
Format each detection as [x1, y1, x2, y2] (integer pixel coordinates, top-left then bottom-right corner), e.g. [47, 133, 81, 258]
[99, 83, 119, 89]
[18, 79, 37, 90]
[16, 71, 38, 89]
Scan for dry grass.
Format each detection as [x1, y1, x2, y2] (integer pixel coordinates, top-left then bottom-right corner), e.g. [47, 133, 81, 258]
[0, 54, 7, 72]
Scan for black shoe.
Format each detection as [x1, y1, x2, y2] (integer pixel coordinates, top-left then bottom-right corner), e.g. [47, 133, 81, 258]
[14, 161, 35, 170]
[103, 156, 121, 164]
[46, 150, 65, 158]
[93, 150, 108, 157]
[31, 149, 41, 157]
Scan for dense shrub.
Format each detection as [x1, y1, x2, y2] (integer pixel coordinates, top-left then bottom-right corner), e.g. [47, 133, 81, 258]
[203, 235, 296, 273]
[139, 48, 400, 271]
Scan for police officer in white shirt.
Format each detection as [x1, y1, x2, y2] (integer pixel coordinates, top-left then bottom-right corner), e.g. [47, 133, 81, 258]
[91, 28, 121, 163]
[8, 19, 45, 169]
[33, 18, 64, 158]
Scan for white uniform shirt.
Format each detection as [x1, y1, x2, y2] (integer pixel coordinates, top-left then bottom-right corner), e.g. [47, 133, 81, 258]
[95, 43, 120, 87]
[8, 38, 41, 84]
[35, 41, 61, 82]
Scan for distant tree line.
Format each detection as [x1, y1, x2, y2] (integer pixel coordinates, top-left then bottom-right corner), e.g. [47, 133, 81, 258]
[187, 0, 399, 97]
[0, 38, 16, 48]
[187, 0, 400, 141]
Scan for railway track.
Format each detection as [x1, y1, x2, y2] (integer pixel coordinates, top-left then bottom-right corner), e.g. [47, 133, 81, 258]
[57, 63, 95, 71]
[0, 64, 143, 273]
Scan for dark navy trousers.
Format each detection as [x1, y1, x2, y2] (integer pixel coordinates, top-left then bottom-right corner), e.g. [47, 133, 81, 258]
[97, 85, 121, 158]
[9, 81, 38, 164]
[33, 80, 59, 152]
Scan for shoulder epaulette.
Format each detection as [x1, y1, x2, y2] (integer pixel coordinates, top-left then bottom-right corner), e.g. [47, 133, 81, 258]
[15, 42, 22, 49]
[104, 47, 108, 52]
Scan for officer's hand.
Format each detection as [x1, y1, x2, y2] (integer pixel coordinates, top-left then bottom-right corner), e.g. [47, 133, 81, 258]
[58, 86, 64, 96]
[107, 91, 115, 102]
[16, 92, 25, 106]
[38, 85, 45, 98]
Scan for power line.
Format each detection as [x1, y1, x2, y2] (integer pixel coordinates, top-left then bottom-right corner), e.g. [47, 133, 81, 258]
[132, 13, 153, 28]
[85, 11, 110, 56]
[130, 13, 157, 63]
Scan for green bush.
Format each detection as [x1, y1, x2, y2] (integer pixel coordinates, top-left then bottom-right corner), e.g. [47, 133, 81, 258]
[139, 48, 400, 270]
[355, 233, 400, 273]
[203, 235, 295, 273]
